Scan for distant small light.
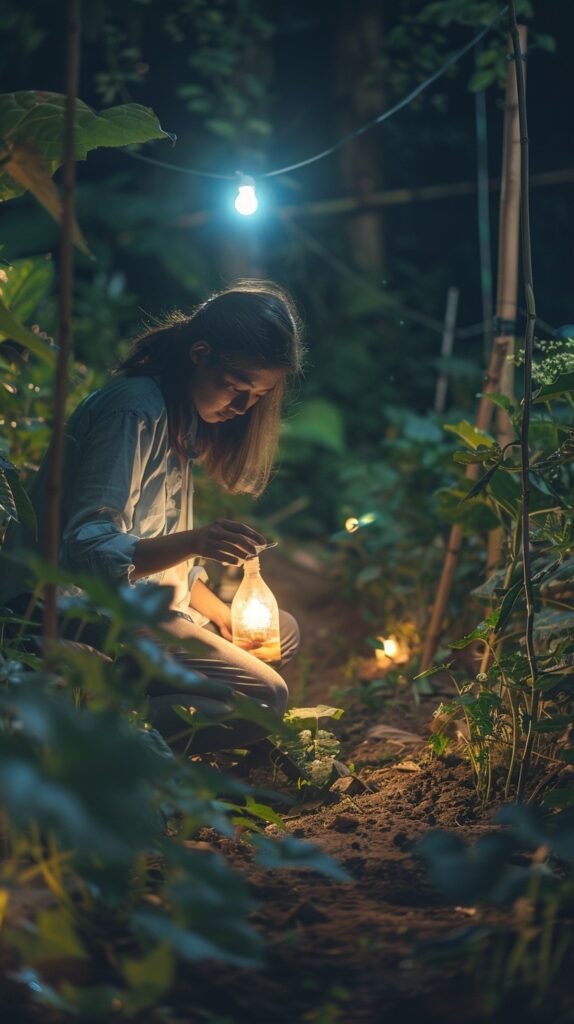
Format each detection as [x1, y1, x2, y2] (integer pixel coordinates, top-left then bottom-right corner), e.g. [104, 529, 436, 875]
[345, 517, 360, 533]
[360, 513, 377, 526]
[235, 182, 258, 216]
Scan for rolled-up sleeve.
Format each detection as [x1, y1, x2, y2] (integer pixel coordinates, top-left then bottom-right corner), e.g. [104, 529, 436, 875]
[61, 409, 165, 586]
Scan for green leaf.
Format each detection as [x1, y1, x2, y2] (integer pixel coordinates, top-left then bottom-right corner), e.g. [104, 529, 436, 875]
[542, 788, 574, 810]
[433, 482, 499, 533]
[2, 139, 90, 253]
[469, 67, 497, 91]
[252, 834, 350, 881]
[488, 470, 522, 516]
[0, 457, 37, 535]
[444, 420, 496, 450]
[480, 392, 516, 415]
[463, 463, 501, 501]
[0, 462, 18, 522]
[6, 908, 87, 963]
[205, 118, 235, 138]
[242, 795, 286, 830]
[0, 295, 56, 364]
[533, 370, 574, 404]
[0, 256, 54, 325]
[132, 910, 258, 967]
[413, 661, 454, 680]
[286, 705, 344, 724]
[496, 578, 524, 634]
[233, 693, 292, 739]
[0, 92, 171, 201]
[532, 715, 573, 734]
[449, 610, 499, 649]
[281, 399, 346, 454]
[355, 564, 382, 586]
[122, 942, 174, 993]
[528, 419, 559, 450]
[453, 446, 501, 465]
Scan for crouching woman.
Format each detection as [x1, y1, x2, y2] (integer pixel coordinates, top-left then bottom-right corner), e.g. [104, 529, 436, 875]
[2, 281, 304, 753]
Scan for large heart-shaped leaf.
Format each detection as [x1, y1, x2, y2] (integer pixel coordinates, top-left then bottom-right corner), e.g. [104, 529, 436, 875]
[0, 91, 171, 201]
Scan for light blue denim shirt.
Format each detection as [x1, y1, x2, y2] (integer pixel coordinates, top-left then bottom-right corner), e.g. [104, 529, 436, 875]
[0, 375, 208, 618]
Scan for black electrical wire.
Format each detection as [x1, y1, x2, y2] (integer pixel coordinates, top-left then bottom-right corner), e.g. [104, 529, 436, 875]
[124, 7, 508, 182]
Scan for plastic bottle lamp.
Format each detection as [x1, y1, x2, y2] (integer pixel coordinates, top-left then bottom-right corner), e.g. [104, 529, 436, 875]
[231, 556, 280, 662]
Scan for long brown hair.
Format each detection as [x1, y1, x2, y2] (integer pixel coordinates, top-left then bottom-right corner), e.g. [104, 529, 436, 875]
[117, 281, 304, 496]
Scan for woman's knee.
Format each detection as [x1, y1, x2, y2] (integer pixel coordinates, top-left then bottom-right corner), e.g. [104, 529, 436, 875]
[279, 610, 300, 663]
[263, 674, 289, 718]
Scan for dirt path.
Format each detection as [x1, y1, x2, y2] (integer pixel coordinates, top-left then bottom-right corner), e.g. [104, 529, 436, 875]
[170, 548, 569, 1024]
[176, 550, 522, 1023]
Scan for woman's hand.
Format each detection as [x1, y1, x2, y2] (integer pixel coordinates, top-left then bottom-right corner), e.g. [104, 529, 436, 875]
[132, 522, 268, 582]
[190, 519, 267, 565]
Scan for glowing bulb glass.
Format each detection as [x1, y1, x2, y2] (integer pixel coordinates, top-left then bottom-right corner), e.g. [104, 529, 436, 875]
[345, 517, 360, 533]
[235, 184, 258, 216]
[381, 637, 398, 658]
[231, 557, 280, 662]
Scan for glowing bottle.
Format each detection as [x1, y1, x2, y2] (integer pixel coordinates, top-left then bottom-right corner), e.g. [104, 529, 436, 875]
[231, 557, 281, 662]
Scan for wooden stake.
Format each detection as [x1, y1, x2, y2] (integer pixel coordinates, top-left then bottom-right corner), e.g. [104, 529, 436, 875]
[486, 26, 527, 578]
[434, 286, 459, 414]
[42, 0, 80, 644]
[421, 29, 527, 673]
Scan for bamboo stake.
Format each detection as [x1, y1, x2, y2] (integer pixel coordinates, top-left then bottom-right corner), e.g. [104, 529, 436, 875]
[42, 0, 80, 644]
[486, 26, 526, 579]
[475, 38, 493, 365]
[420, 330, 516, 671]
[421, 30, 527, 673]
[509, 4, 539, 799]
[434, 286, 459, 414]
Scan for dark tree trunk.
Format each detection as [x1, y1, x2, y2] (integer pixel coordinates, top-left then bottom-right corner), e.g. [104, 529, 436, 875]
[334, 0, 385, 273]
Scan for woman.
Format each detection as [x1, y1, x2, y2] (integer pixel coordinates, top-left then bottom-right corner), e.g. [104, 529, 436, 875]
[2, 280, 304, 753]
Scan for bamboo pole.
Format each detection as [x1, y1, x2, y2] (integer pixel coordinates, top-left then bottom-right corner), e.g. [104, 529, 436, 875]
[42, 0, 80, 644]
[509, 5, 539, 799]
[420, 29, 527, 673]
[434, 286, 459, 414]
[486, 26, 527, 578]
[474, 38, 493, 364]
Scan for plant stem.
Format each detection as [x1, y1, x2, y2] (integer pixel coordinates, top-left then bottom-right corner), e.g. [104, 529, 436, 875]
[42, 0, 80, 645]
[509, 3, 539, 800]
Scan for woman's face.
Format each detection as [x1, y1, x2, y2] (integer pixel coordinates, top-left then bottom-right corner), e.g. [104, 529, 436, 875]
[189, 343, 285, 424]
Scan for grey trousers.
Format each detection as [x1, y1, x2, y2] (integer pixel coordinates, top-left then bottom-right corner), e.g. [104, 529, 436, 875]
[147, 609, 299, 754]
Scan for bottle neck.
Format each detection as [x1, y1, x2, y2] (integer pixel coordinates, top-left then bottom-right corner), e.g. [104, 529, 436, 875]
[243, 556, 261, 576]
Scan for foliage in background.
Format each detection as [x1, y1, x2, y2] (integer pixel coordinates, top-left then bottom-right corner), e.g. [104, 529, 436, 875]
[425, 341, 574, 805]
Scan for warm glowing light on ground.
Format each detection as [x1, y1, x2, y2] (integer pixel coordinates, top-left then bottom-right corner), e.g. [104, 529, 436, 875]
[375, 635, 409, 665]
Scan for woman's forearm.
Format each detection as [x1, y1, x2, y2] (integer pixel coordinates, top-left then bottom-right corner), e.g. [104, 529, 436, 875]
[132, 519, 267, 580]
[188, 578, 231, 631]
[131, 529, 200, 580]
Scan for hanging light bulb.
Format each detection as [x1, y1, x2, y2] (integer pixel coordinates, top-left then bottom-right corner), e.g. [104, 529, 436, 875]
[234, 176, 258, 216]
